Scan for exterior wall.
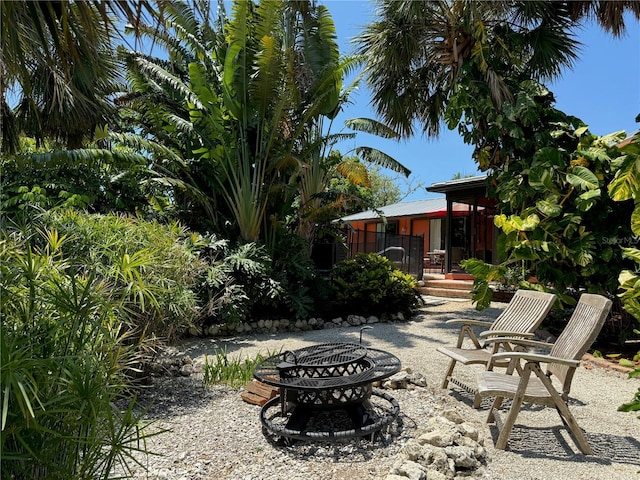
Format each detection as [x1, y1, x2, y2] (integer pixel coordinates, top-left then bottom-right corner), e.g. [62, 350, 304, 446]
[410, 218, 430, 254]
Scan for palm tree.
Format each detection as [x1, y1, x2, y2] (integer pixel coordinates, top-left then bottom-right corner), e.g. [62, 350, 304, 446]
[356, 0, 639, 140]
[562, 0, 640, 36]
[1, 0, 161, 151]
[121, 0, 411, 246]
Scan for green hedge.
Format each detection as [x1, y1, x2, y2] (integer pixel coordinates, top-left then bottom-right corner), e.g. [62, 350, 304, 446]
[330, 253, 421, 316]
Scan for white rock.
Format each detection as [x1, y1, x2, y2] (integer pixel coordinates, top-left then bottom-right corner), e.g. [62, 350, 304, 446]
[409, 373, 428, 387]
[442, 409, 465, 424]
[457, 423, 479, 442]
[417, 430, 455, 448]
[391, 460, 427, 480]
[444, 445, 479, 469]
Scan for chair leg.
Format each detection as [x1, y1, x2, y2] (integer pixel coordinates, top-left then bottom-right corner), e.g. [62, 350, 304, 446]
[441, 359, 457, 389]
[554, 402, 593, 455]
[494, 366, 532, 450]
[486, 395, 504, 423]
[535, 368, 593, 455]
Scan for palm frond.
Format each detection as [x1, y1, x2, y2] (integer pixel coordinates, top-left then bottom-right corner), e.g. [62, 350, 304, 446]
[336, 160, 371, 187]
[355, 147, 411, 177]
[133, 56, 204, 110]
[344, 118, 401, 140]
[106, 132, 185, 166]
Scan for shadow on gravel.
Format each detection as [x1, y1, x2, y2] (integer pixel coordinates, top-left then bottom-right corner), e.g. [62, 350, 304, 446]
[448, 388, 636, 465]
[132, 376, 229, 419]
[487, 424, 640, 466]
[170, 300, 505, 360]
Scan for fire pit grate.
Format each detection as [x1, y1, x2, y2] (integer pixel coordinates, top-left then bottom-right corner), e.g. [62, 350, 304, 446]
[253, 341, 402, 442]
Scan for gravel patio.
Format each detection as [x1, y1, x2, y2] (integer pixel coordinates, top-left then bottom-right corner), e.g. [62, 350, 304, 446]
[123, 298, 640, 480]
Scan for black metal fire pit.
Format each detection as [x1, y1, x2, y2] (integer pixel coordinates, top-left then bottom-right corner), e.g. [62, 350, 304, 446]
[253, 341, 402, 443]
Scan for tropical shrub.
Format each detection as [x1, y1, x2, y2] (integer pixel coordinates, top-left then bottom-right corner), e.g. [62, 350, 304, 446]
[607, 127, 640, 414]
[0, 146, 151, 216]
[0, 229, 158, 479]
[461, 83, 636, 312]
[201, 233, 319, 325]
[22, 209, 208, 341]
[329, 253, 421, 316]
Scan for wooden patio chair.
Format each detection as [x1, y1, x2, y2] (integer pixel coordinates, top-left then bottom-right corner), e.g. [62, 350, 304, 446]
[437, 289, 557, 408]
[476, 293, 612, 454]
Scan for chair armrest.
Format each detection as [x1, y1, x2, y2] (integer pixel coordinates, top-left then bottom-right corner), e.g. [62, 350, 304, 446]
[445, 319, 494, 328]
[482, 337, 554, 349]
[479, 331, 535, 339]
[491, 351, 581, 368]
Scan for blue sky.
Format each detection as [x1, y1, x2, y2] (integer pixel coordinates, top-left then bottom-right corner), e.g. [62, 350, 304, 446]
[321, 1, 640, 201]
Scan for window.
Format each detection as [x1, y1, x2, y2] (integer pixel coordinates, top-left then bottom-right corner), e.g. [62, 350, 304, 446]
[429, 218, 443, 251]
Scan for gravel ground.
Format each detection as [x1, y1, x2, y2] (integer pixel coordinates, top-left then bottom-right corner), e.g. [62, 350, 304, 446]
[121, 298, 640, 480]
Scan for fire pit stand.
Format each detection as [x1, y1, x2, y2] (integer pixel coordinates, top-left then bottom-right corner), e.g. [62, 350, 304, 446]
[253, 342, 402, 443]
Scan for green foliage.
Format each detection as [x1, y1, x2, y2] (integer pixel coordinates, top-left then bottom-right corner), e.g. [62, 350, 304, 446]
[120, 0, 347, 245]
[23, 209, 207, 341]
[202, 237, 280, 325]
[202, 349, 272, 389]
[202, 233, 318, 324]
[460, 82, 635, 309]
[606, 131, 640, 416]
[1, 148, 151, 216]
[0, 228, 159, 479]
[329, 253, 421, 316]
[618, 385, 640, 418]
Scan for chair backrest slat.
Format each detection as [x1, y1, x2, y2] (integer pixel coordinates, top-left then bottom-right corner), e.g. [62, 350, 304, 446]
[490, 290, 556, 334]
[548, 294, 613, 391]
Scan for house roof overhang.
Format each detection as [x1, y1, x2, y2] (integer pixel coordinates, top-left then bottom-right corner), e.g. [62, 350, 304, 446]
[426, 175, 495, 206]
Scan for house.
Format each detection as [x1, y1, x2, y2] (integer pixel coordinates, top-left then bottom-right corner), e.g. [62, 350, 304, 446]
[339, 175, 497, 277]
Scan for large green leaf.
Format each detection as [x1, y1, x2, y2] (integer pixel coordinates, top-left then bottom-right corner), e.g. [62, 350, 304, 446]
[621, 247, 640, 264]
[303, 5, 341, 116]
[536, 199, 562, 217]
[575, 188, 601, 212]
[345, 118, 401, 139]
[609, 155, 640, 201]
[528, 167, 556, 192]
[521, 213, 540, 231]
[222, 42, 243, 120]
[566, 165, 599, 191]
[631, 203, 640, 237]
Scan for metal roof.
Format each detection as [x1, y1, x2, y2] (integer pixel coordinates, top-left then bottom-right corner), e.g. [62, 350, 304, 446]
[340, 197, 447, 222]
[426, 174, 489, 194]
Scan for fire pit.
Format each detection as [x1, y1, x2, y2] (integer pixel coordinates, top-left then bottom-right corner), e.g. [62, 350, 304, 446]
[253, 340, 401, 443]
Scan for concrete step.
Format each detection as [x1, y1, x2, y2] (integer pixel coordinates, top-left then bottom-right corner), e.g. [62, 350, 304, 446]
[418, 278, 474, 299]
[424, 279, 474, 290]
[419, 286, 473, 299]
